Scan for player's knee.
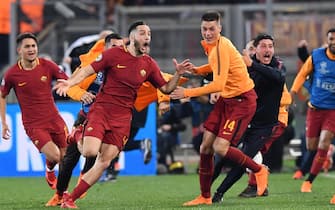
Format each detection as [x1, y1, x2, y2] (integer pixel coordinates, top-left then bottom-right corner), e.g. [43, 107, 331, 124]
[48, 153, 61, 164]
[82, 149, 98, 158]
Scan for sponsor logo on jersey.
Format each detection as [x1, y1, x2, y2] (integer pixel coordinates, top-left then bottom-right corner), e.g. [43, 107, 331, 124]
[18, 82, 27, 87]
[117, 64, 126, 69]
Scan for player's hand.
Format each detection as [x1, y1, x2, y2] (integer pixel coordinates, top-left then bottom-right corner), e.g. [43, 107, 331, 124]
[80, 92, 96, 105]
[170, 86, 185, 99]
[1, 123, 11, 140]
[172, 58, 194, 75]
[210, 92, 220, 104]
[242, 49, 253, 67]
[158, 101, 170, 116]
[53, 79, 70, 97]
[298, 40, 308, 48]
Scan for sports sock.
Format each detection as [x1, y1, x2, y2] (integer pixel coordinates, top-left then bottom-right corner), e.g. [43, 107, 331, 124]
[71, 179, 91, 201]
[57, 190, 64, 196]
[211, 155, 226, 184]
[216, 165, 245, 194]
[46, 159, 57, 171]
[248, 172, 257, 186]
[82, 156, 96, 174]
[225, 147, 261, 172]
[199, 153, 214, 198]
[307, 148, 327, 183]
[300, 150, 316, 174]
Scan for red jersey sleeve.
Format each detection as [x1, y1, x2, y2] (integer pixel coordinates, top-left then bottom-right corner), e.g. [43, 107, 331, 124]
[43, 59, 68, 80]
[146, 58, 167, 88]
[90, 48, 113, 73]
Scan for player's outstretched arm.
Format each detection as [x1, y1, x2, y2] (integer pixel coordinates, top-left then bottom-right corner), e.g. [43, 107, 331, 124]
[159, 58, 193, 94]
[53, 65, 95, 97]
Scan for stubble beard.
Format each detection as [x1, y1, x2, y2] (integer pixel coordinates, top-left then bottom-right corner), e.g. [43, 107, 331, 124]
[134, 40, 144, 56]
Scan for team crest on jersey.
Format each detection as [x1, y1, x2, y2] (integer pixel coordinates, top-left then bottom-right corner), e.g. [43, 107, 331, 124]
[40, 76, 47, 82]
[140, 69, 146, 77]
[95, 54, 102, 62]
[1, 79, 5, 86]
[34, 140, 39, 146]
[87, 127, 93, 131]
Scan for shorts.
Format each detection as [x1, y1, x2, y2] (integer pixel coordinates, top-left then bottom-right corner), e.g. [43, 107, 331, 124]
[84, 105, 132, 151]
[204, 89, 257, 146]
[25, 116, 68, 152]
[306, 107, 335, 138]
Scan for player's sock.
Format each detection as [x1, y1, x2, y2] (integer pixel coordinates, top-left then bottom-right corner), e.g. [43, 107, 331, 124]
[248, 172, 257, 186]
[301, 150, 316, 174]
[71, 179, 91, 201]
[82, 156, 96, 174]
[199, 153, 213, 198]
[57, 189, 64, 196]
[307, 148, 328, 183]
[46, 159, 57, 171]
[225, 147, 261, 172]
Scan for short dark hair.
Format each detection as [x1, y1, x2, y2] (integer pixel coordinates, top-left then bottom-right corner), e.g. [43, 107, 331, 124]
[128, 21, 147, 35]
[104, 33, 122, 44]
[253, 33, 274, 47]
[201, 11, 221, 22]
[327, 28, 335, 35]
[16, 32, 38, 46]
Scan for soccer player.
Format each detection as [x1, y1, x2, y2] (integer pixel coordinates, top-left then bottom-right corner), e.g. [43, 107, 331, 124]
[210, 33, 287, 202]
[170, 11, 269, 206]
[53, 21, 192, 209]
[46, 32, 180, 206]
[0, 32, 68, 190]
[290, 28, 335, 193]
[45, 33, 124, 206]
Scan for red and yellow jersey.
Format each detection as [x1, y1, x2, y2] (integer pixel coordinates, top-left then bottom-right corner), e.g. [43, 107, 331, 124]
[67, 39, 186, 111]
[90, 46, 167, 110]
[0, 58, 68, 128]
[184, 36, 254, 98]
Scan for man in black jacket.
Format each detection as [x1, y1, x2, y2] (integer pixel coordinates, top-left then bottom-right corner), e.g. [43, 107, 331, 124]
[211, 33, 286, 203]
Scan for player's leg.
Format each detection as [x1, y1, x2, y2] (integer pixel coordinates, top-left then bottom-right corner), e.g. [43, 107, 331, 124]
[182, 130, 215, 206]
[213, 127, 272, 202]
[302, 129, 334, 192]
[123, 127, 152, 164]
[61, 139, 119, 208]
[46, 142, 81, 206]
[40, 141, 62, 189]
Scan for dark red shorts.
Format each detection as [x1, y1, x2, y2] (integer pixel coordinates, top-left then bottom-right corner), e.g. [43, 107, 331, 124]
[306, 107, 335, 138]
[84, 105, 132, 151]
[204, 89, 257, 146]
[25, 116, 68, 151]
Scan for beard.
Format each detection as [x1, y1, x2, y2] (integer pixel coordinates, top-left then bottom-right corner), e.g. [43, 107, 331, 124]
[134, 40, 144, 56]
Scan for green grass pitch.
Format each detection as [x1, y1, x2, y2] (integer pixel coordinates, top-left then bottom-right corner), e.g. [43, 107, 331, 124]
[0, 171, 334, 210]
